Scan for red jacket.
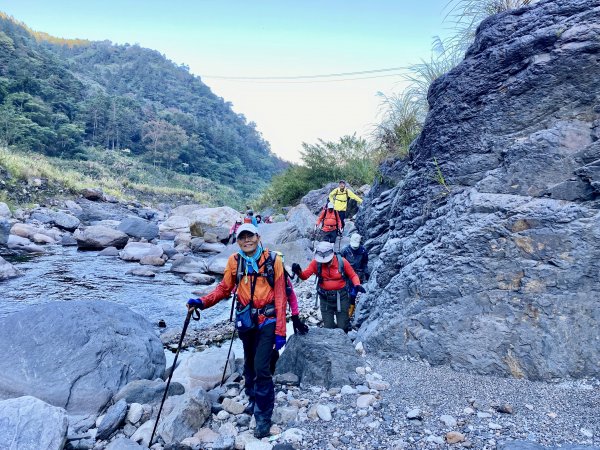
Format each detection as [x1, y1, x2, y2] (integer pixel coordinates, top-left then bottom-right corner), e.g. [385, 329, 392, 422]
[316, 209, 342, 232]
[201, 249, 287, 337]
[298, 255, 360, 291]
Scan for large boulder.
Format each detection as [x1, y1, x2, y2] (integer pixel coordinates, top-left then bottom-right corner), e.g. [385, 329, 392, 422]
[170, 256, 208, 274]
[285, 204, 317, 238]
[355, 0, 600, 381]
[120, 242, 164, 262]
[118, 217, 159, 240]
[0, 300, 165, 413]
[300, 182, 338, 214]
[30, 208, 80, 231]
[74, 225, 129, 250]
[275, 328, 362, 388]
[0, 256, 21, 280]
[0, 396, 68, 450]
[183, 206, 240, 230]
[6, 235, 44, 253]
[0, 202, 11, 218]
[159, 215, 190, 239]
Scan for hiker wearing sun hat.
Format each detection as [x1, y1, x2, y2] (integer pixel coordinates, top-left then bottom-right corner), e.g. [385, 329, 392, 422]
[185, 222, 286, 438]
[292, 241, 365, 332]
[341, 233, 369, 318]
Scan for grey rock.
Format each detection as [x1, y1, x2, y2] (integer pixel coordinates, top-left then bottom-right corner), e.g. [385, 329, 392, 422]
[0, 255, 20, 280]
[355, 0, 600, 381]
[113, 379, 185, 405]
[118, 217, 159, 240]
[157, 388, 211, 444]
[60, 234, 78, 246]
[7, 234, 44, 253]
[74, 226, 129, 250]
[0, 202, 11, 218]
[97, 399, 128, 440]
[183, 272, 215, 285]
[127, 268, 157, 277]
[81, 188, 103, 201]
[300, 182, 338, 214]
[119, 242, 163, 262]
[0, 300, 165, 413]
[191, 239, 226, 254]
[98, 246, 120, 256]
[105, 437, 146, 450]
[212, 435, 235, 450]
[31, 208, 80, 231]
[274, 328, 362, 388]
[498, 442, 600, 450]
[0, 396, 68, 450]
[170, 256, 208, 274]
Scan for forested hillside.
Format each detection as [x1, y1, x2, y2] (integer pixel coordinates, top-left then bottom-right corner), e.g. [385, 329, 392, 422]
[0, 13, 286, 196]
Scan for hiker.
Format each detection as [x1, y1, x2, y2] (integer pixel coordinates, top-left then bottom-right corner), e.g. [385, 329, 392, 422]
[186, 223, 286, 438]
[244, 209, 258, 226]
[228, 218, 243, 244]
[315, 202, 342, 244]
[328, 180, 363, 229]
[292, 241, 365, 332]
[256, 214, 262, 224]
[341, 233, 369, 318]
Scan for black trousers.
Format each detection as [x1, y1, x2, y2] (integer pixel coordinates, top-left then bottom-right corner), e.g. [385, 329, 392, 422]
[239, 322, 276, 425]
[338, 210, 346, 229]
[320, 229, 338, 243]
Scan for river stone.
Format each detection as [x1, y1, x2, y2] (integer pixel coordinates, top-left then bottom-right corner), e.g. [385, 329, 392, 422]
[98, 246, 120, 256]
[105, 437, 146, 450]
[355, 0, 600, 381]
[274, 328, 362, 388]
[140, 255, 166, 266]
[32, 232, 55, 244]
[118, 217, 159, 240]
[191, 240, 227, 253]
[0, 256, 20, 280]
[9, 222, 38, 239]
[130, 419, 155, 447]
[60, 234, 78, 246]
[316, 404, 332, 421]
[97, 399, 128, 441]
[113, 379, 185, 405]
[170, 255, 208, 274]
[0, 218, 10, 244]
[127, 268, 157, 277]
[74, 225, 129, 250]
[120, 242, 163, 261]
[498, 443, 600, 450]
[157, 388, 211, 444]
[172, 347, 236, 391]
[81, 188, 103, 200]
[0, 396, 68, 450]
[31, 208, 80, 231]
[159, 215, 190, 239]
[183, 273, 216, 285]
[356, 394, 376, 409]
[272, 406, 299, 424]
[127, 403, 143, 424]
[0, 300, 165, 413]
[7, 234, 44, 253]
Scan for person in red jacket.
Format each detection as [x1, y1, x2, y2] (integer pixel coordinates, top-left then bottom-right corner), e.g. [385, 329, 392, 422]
[186, 223, 286, 438]
[292, 241, 366, 332]
[315, 202, 343, 243]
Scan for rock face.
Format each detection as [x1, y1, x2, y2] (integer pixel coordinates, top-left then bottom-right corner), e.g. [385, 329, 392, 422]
[0, 300, 165, 413]
[275, 328, 362, 388]
[0, 396, 68, 450]
[355, 0, 600, 381]
[74, 225, 129, 250]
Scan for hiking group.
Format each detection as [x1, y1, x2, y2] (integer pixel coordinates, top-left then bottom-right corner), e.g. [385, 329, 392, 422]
[185, 181, 366, 438]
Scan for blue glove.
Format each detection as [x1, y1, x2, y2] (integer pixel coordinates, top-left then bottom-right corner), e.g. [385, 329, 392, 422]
[187, 298, 204, 310]
[275, 335, 286, 350]
[355, 285, 366, 294]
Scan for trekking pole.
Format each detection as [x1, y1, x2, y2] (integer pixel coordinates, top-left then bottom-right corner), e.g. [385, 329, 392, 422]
[220, 326, 237, 386]
[150, 307, 200, 446]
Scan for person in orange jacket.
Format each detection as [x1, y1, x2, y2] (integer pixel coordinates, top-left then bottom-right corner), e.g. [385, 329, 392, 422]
[315, 202, 343, 243]
[186, 223, 286, 438]
[292, 241, 365, 332]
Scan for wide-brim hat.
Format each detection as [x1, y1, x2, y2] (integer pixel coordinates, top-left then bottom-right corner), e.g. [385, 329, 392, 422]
[314, 241, 334, 263]
[236, 223, 259, 239]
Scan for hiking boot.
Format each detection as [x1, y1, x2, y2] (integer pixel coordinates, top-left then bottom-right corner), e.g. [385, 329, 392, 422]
[254, 420, 271, 439]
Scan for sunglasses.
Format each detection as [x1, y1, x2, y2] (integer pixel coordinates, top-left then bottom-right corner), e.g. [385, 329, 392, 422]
[238, 233, 257, 241]
[315, 248, 333, 258]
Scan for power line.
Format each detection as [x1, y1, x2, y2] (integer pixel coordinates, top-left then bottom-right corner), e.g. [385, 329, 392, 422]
[210, 72, 407, 84]
[202, 66, 407, 80]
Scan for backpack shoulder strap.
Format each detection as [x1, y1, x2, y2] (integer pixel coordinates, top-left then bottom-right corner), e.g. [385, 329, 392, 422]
[234, 254, 244, 285]
[336, 253, 344, 276]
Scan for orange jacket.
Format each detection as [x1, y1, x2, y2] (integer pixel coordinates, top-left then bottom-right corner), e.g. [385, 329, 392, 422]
[201, 249, 287, 337]
[298, 255, 360, 291]
[316, 209, 342, 232]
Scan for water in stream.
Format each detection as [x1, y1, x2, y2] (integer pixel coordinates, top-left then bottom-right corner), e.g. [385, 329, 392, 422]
[0, 245, 230, 330]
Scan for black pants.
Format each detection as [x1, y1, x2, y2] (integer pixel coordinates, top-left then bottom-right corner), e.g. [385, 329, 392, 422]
[320, 230, 337, 243]
[338, 210, 346, 229]
[239, 322, 276, 425]
[319, 288, 350, 332]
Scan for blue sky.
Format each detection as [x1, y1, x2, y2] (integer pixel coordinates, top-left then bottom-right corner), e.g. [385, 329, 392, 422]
[0, 0, 453, 162]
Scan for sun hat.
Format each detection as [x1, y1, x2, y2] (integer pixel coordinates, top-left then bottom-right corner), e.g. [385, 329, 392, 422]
[327, 202, 334, 209]
[236, 223, 259, 239]
[314, 241, 334, 263]
[350, 233, 361, 249]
